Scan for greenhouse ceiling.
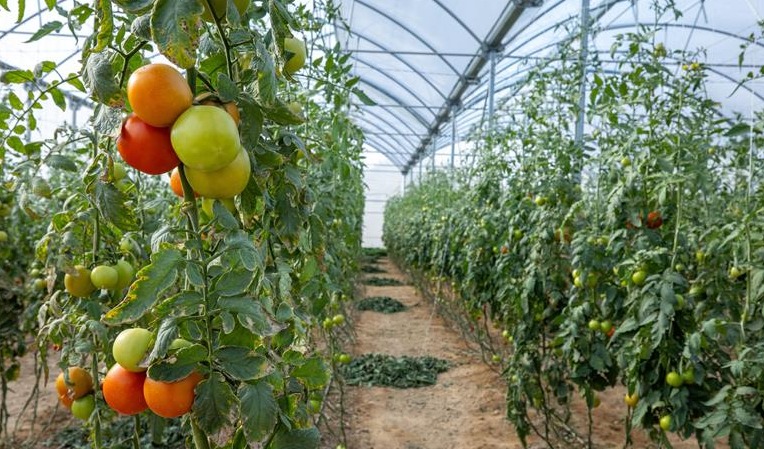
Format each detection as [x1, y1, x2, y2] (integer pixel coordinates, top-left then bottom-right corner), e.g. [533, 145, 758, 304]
[2, 0, 763, 175]
[334, 0, 764, 174]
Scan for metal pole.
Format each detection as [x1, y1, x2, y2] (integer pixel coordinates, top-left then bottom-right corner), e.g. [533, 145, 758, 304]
[487, 50, 497, 129]
[575, 0, 591, 147]
[450, 108, 457, 169]
[431, 135, 437, 171]
[418, 158, 422, 183]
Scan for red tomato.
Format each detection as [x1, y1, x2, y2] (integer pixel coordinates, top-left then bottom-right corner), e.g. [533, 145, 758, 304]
[117, 115, 180, 175]
[646, 211, 663, 229]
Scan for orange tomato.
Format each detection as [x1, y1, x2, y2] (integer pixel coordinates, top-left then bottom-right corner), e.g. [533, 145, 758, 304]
[169, 167, 198, 198]
[55, 367, 93, 408]
[127, 63, 193, 128]
[143, 371, 203, 418]
[102, 364, 148, 415]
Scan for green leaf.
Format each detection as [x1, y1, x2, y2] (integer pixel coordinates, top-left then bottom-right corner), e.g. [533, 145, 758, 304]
[218, 297, 276, 336]
[239, 381, 278, 441]
[261, 99, 304, 125]
[82, 51, 123, 107]
[103, 248, 183, 325]
[215, 346, 269, 381]
[352, 88, 376, 106]
[46, 154, 77, 171]
[215, 267, 255, 297]
[150, 0, 204, 68]
[269, 427, 320, 449]
[147, 317, 178, 363]
[291, 357, 329, 389]
[213, 200, 238, 229]
[217, 72, 238, 103]
[49, 88, 66, 111]
[148, 344, 206, 381]
[92, 0, 113, 52]
[24, 21, 63, 42]
[1, 69, 35, 84]
[93, 181, 138, 230]
[194, 372, 237, 435]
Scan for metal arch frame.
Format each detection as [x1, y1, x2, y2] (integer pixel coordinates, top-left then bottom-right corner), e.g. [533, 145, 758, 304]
[354, 107, 422, 150]
[353, 0, 462, 77]
[353, 116, 409, 159]
[336, 28, 451, 101]
[364, 135, 409, 167]
[352, 56, 439, 119]
[402, 1, 525, 174]
[356, 77, 432, 130]
[430, 0, 482, 44]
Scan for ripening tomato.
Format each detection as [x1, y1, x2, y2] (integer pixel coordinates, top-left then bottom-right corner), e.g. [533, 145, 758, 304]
[71, 394, 95, 420]
[127, 63, 192, 127]
[171, 106, 241, 172]
[102, 364, 148, 415]
[196, 94, 240, 126]
[169, 167, 199, 198]
[201, 0, 249, 22]
[186, 148, 251, 199]
[143, 371, 203, 418]
[646, 210, 663, 229]
[56, 367, 93, 406]
[64, 265, 96, 298]
[114, 259, 135, 291]
[90, 265, 119, 290]
[117, 115, 180, 175]
[624, 393, 639, 407]
[113, 328, 153, 372]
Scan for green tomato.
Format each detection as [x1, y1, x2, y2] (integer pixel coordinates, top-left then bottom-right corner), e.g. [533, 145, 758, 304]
[624, 393, 639, 408]
[71, 394, 95, 420]
[308, 399, 321, 413]
[491, 354, 501, 363]
[171, 105, 241, 172]
[90, 265, 119, 290]
[169, 338, 192, 351]
[665, 371, 683, 388]
[283, 37, 307, 74]
[201, 197, 237, 217]
[729, 266, 743, 279]
[0, 230, 8, 242]
[513, 229, 523, 240]
[659, 415, 672, 431]
[689, 285, 704, 297]
[620, 157, 631, 167]
[675, 294, 685, 309]
[34, 278, 47, 290]
[599, 320, 613, 333]
[337, 354, 351, 364]
[681, 369, 695, 385]
[534, 196, 547, 206]
[631, 270, 647, 286]
[112, 328, 152, 372]
[114, 260, 135, 291]
[119, 237, 134, 254]
[186, 148, 251, 199]
[588, 319, 601, 331]
[332, 314, 345, 326]
[574, 276, 583, 289]
[201, 0, 249, 21]
[695, 250, 705, 264]
[674, 263, 685, 272]
[113, 162, 127, 181]
[322, 318, 333, 329]
[502, 329, 511, 339]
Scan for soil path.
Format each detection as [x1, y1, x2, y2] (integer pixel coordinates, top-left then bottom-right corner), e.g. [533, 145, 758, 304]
[343, 258, 537, 449]
[342, 257, 711, 449]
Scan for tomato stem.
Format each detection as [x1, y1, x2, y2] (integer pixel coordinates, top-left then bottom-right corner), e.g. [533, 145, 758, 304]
[191, 419, 211, 449]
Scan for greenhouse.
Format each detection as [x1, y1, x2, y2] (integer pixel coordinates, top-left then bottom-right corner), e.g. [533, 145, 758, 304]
[1, 0, 763, 448]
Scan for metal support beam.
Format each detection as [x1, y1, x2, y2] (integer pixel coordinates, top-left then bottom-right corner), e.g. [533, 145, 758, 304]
[450, 108, 457, 169]
[431, 134, 437, 171]
[488, 50, 497, 129]
[575, 0, 591, 147]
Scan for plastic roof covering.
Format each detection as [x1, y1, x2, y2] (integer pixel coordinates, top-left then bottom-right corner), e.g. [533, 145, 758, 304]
[333, 0, 764, 174]
[2, 1, 764, 165]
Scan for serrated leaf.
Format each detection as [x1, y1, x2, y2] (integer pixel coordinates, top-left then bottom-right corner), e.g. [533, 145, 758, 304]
[150, 0, 203, 68]
[291, 357, 328, 389]
[215, 267, 255, 297]
[219, 296, 275, 336]
[194, 372, 236, 435]
[113, 0, 153, 14]
[239, 381, 278, 441]
[352, 87, 376, 106]
[148, 317, 178, 363]
[103, 248, 183, 324]
[24, 21, 63, 43]
[82, 51, 123, 107]
[148, 344, 206, 381]
[46, 154, 77, 171]
[93, 0, 113, 52]
[217, 72, 238, 102]
[93, 181, 138, 230]
[270, 427, 320, 449]
[1, 69, 35, 84]
[215, 346, 269, 381]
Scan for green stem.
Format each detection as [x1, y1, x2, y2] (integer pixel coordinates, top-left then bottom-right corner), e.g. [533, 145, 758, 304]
[118, 41, 148, 89]
[132, 414, 141, 449]
[90, 336, 103, 449]
[203, 0, 234, 78]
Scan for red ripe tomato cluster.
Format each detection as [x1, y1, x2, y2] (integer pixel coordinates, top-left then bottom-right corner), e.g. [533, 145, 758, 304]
[117, 63, 250, 201]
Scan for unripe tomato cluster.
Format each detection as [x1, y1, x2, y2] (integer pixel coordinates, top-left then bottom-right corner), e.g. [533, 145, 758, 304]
[64, 260, 135, 298]
[118, 63, 250, 203]
[102, 328, 202, 418]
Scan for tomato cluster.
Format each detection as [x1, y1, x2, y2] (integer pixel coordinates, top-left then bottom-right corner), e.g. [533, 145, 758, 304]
[105, 328, 201, 418]
[117, 63, 250, 202]
[64, 260, 134, 298]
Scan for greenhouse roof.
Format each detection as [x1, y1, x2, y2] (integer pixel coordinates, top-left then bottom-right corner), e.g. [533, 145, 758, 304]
[334, 0, 764, 174]
[2, 1, 764, 173]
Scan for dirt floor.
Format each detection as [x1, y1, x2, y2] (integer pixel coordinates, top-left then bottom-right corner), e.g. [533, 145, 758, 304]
[341, 257, 713, 449]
